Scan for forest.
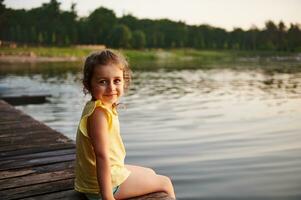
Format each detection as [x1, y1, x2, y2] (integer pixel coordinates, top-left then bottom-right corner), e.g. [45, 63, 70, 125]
[1, 0, 301, 51]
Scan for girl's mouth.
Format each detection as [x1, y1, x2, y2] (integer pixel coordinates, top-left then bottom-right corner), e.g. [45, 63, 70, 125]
[104, 94, 117, 96]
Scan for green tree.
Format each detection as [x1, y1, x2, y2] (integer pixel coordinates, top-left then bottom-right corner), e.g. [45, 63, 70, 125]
[287, 24, 301, 52]
[131, 30, 146, 49]
[1, 0, 300, 52]
[157, 19, 188, 48]
[187, 26, 205, 49]
[86, 7, 117, 44]
[230, 28, 245, 50]
[119, 14, 139, 30]
[108, 24, 132, 48]
[263, 20, 278, 50]
[277, 21, 288, 51]
[246, 26, 259, 50]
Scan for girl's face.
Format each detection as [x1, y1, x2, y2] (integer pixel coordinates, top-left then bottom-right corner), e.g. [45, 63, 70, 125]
[90, 64, 124, 108]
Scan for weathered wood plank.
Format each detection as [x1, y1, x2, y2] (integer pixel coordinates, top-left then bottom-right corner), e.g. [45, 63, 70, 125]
[0, 142, 74, 156]
[0, 148, 75, 161]
[0, 153, 75, 170]
[0, 178, 74, 200]
[0, 126, 56, 138]
[0, 131, 73, 147]
[21, 190, 85, 200]
[0, 168, 74, 190]
[0, 168, 34, 180]
[0, 160, 74, 180]
[0, 115, 33, 123]
[0, 120, 42, 132]
[0, 143, 74, 158]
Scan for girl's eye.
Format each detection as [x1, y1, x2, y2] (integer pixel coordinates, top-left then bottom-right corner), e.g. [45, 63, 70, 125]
[114, 79, 122, 84]
[98, 80, 108, 85]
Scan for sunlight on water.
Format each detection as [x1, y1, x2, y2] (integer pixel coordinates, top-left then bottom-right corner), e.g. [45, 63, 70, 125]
[1, 63, 301, 199]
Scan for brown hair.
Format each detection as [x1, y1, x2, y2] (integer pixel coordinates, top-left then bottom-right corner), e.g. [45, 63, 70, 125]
[82, 49, 132, 95]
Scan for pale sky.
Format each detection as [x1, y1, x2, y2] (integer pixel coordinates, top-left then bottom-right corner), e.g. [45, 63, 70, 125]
[3, 0, 301, 31]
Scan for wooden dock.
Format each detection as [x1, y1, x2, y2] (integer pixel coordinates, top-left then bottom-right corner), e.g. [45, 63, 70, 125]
[0, 100, 172, 200]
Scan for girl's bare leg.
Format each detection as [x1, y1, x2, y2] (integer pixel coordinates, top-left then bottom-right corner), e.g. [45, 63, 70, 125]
[114, 164, 176, 199]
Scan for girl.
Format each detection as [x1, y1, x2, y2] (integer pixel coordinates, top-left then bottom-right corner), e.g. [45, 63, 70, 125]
[74, 49, 176, 200]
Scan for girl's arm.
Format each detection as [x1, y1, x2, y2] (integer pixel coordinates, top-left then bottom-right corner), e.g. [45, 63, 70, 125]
[87, 107, 115, 200]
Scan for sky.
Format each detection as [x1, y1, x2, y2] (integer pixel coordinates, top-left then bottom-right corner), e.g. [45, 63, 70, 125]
[3, 0, 301, 31]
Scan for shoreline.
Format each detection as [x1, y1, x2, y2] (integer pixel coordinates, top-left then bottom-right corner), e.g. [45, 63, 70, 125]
[1, 47, 300, 64]
[0, 55, 83, 63]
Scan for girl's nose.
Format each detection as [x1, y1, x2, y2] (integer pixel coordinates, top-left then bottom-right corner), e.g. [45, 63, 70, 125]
[107, 82, 115, 91]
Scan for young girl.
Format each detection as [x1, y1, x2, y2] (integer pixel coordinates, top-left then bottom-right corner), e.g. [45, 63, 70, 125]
[74, 49, 176, 200]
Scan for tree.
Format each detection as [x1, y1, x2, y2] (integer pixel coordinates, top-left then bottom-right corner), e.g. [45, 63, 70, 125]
[245, 26, 259, 50]
[263, 20, 278, 50]
[87, 7, 117, 44]
[131, 30, 146, 49]
[0, 0, 5, 14]
[230, 28, 251, 50]
[187, 26, 205, 49]
[1, 0, 300, 51]
[287, 24, 301, 52]
[108, 24, 132, 48]
[277, 21, 288, 51]
[119, 14, 139, 30]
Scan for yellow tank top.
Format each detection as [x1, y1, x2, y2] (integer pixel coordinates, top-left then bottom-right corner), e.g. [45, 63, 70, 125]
[74, 100, 131, 194]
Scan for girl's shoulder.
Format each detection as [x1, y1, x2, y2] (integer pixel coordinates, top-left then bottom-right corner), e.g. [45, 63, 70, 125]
[79, 100, 115, 137]
[83, 100, 117, 118]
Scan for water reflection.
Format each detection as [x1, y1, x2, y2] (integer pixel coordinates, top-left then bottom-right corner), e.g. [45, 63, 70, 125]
[0, 62, 81, 77]
[0, 62, 301, 199]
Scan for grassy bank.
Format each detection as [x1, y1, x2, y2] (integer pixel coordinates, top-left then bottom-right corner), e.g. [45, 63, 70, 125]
[1, 46, 300, 72]
[1, 46, 300, 73]
[0, 46, 92, 58]
[1, 46, 299, 61]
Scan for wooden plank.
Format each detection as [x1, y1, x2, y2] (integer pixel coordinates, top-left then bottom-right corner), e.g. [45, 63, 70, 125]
[0, 168, 34, 180]
[0, 144, 74, 158]
[0, 168, 74, 190]
[0, 120, 41, 132]
[0, 141, 74, 155]
[0, 131, 73, 147]
[0, 119, 59, 132]
[0, 129, 66, 142]
[0, 153, 75, 171]
[0, 178, 74, 200]
[21, 190, 85, 200]
[0, 148, 75, 162]
[0, 160, 74, 180]
[0, 127, 62, 138]
[0, 115, 32, 123]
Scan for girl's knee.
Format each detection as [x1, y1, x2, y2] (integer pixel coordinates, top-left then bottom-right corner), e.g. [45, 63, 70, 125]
[159, 175, 173, 188]
[147, 167, 156, 175]
[158, 175, 175, 198]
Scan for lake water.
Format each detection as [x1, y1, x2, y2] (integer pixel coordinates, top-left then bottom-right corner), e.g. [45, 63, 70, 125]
[0, 60, 301, 199]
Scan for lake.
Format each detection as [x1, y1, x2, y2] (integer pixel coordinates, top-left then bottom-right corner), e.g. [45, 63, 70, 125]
[0, 59, 301, 200]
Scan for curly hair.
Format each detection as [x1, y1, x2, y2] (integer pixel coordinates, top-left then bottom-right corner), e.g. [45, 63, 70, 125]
[82, 49, 132, 95]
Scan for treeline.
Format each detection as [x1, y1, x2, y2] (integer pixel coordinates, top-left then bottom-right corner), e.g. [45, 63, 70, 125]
[1, 0, 301, 51]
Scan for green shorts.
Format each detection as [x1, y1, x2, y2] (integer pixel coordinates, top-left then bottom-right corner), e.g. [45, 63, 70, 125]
[84, 186, 120, 200]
